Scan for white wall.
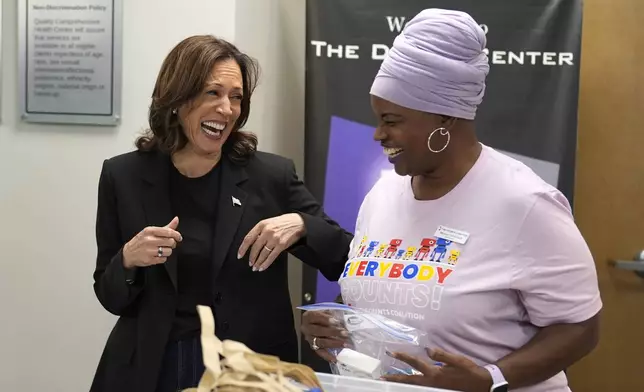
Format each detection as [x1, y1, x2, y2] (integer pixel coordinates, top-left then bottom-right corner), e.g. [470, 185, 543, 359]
[0, 0, 306, 390]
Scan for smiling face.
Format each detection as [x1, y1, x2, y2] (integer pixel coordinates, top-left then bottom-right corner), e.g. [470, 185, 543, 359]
[177, 58, 243, 158]
[371, 95, 453, 177]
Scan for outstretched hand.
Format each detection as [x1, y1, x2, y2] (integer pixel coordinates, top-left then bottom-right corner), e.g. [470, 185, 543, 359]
[237, 213, 306, 272]
[301, 310, 350, 363]
[382, 348, 492, 392]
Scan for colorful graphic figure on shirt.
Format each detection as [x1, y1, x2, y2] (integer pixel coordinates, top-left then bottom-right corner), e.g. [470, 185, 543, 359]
[395, 249, 406, 260]
[414, 238, 437, 261]
[430, 238, 452, 262]
[375, 244, 387, 258]
[448, 250, 460, 265]
[356, 236, 368, 257]
[364, 241, 379, 257]
[402, 247, 417, 260]
[384, 239, 403, 258]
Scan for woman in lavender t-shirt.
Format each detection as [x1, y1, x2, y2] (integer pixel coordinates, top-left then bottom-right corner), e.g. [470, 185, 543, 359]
[301, 8, 601, 392]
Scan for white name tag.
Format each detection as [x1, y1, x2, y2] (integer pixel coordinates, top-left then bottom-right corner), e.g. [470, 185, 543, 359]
[434, 225, 470, 245]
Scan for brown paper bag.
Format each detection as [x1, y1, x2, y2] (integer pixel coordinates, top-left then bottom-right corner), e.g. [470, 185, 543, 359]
[182, 305, 323, 392]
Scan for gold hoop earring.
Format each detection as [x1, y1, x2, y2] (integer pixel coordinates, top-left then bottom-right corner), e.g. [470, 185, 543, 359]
[427, 127, 450, 153]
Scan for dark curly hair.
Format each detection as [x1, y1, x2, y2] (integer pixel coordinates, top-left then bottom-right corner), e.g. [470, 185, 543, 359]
[136, 35, 260, 164]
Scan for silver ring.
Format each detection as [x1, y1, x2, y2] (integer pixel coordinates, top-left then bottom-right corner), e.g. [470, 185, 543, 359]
[157, 246, 164, 257]
[264, 246, 273, 252]
[310, 337, 320, 351]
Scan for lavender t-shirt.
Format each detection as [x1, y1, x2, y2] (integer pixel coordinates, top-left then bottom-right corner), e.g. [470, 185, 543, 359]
[339, 145, 602, 392]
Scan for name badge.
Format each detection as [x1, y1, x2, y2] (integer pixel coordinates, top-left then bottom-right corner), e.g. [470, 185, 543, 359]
[435, 225, 470, 245]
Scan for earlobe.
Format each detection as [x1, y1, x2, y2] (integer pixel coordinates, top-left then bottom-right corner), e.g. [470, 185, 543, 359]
[442, 115, 458, 130]
[175, 109, 185, 129]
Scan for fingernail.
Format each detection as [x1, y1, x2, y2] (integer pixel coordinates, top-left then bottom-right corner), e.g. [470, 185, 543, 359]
[385, 350, 394, 357]
[258, 267, 264, 272]
[330, 318, 341, 325]
[340, 330, 349, 337]
[252, 267, 257, 272]
[237, 253, 242, 259]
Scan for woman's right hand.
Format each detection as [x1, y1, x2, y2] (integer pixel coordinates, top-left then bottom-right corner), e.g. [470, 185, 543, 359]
[122, 217, 183, 269]
[301, 310, 350, 363]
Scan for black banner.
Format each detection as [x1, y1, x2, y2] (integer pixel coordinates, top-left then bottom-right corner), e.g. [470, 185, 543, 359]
[301, 0, 582, 370]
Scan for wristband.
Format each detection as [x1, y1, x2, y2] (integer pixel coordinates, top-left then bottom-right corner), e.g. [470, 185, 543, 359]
[483, 364, 509, 392]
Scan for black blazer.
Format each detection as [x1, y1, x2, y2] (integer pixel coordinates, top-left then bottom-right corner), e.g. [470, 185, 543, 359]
[89, 149, 352, 392]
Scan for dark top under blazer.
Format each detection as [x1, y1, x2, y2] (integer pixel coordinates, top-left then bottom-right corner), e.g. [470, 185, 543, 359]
[89, 149, 353, 392]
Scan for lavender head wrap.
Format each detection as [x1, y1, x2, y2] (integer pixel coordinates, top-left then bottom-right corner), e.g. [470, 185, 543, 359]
[370, 9, 489, 120]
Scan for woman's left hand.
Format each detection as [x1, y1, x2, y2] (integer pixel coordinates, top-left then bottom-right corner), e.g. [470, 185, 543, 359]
[238, 213, 306, 271]
[382, 348, 492, 392]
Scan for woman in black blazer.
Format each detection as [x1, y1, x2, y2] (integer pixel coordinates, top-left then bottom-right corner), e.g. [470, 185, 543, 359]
[90, 35, 352, 392]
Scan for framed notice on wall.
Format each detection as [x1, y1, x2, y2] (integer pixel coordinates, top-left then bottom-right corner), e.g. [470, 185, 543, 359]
[18, 0, 123, 126]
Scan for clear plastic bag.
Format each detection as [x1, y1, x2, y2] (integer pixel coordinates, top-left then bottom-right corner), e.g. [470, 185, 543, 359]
[298, 302, 430, 380]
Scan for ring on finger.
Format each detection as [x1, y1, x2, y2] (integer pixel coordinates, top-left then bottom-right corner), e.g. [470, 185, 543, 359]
[310, 336, 320, 351]
[264, 245, 273, 253]
[157, 246, 164, 257]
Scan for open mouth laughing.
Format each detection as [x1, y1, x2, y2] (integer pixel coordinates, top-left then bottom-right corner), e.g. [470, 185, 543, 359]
[201, 120, 226, 139]
[383, 146, 404, 159]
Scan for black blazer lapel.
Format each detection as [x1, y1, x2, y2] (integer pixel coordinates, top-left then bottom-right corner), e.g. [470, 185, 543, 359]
[211, 157, 248, 281]
[140, 152, 178, 291]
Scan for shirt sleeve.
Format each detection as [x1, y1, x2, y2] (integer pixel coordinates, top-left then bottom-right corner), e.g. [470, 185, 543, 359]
[282, 158, 353, 282]
[93, 159, 144, 316]
[511, 190, 602, 327]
